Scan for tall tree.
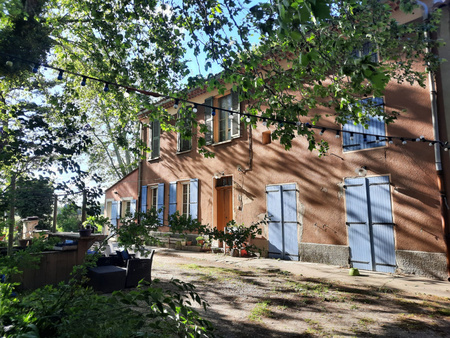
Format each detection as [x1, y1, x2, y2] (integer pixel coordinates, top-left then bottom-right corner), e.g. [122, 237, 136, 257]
[169, 0, 441, 153]
[14, 177, 54, 228]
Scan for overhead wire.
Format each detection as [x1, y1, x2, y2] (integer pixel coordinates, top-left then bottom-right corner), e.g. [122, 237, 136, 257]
[1, 51, 449, 151]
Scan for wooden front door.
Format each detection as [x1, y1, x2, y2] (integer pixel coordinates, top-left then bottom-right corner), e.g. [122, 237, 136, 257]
[216, 186, 232, 232]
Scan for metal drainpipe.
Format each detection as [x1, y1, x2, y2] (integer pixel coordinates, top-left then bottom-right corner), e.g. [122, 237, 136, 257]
[418, 0, 450, 280]
[137, 122, 143, 221]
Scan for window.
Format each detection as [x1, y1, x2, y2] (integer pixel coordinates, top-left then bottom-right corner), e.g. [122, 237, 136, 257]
[204, 91, 240, 144]
[342, 97, 386, 152]
[177, 110, 192, 152]
[149, 186, 158, 209]
[352, 41, 378, 63]
[141, 184, 165, 224]
[169, 178, 199, 220]
[121, 199, 136, 217]
[181, 182, 190, 216]
[148, 120, 160, 160]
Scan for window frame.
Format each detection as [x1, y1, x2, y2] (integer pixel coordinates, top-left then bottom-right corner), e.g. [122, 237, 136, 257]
[204, 90, 240, 145]
[180, 181, 190, 216]
[148, 185, 158, 210]
[148, 120, 160, 160]
[177, 109, 192, 153]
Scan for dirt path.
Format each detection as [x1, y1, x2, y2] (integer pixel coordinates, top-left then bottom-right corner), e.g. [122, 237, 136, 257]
[152, 251, 450, 338]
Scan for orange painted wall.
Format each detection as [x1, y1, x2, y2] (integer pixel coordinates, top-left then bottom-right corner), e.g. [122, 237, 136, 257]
[136, 75, 445, 255]
[104, 169, 139, 202]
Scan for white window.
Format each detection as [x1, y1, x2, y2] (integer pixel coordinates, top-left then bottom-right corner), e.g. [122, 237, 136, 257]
[169, 179, 199, 220]
[342, 97, 386, 152]
[142, 184, 165, 224]
[148, 120, 160, 160]
[204, 91, 240, 144]
[149, 186, 158, 209]
[121, 199, 136, 217]
[181, 182, 190, 216]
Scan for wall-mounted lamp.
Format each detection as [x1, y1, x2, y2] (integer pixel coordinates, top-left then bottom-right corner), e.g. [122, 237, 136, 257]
[213, 171, 225, 179]
[355, 166, 367, 177]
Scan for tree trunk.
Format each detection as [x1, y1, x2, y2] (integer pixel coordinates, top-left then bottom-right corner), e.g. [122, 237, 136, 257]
[7, 173, 16, 256]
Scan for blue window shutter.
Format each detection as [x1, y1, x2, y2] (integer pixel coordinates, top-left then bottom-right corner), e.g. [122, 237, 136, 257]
[157, 183, 165, 225]
[204, 97, 213, 145]
[281, 184, 298, 260]
[367, 176, 396, 273]
[343, 121, 365, 151]
[130, 199, 136, 217]
[111, 201, 118, 227]
[189, 178, 199, 220]
[141, 186, 147, 213]
[169, 182, 177, 219]
[344, 178, 372, 270]
[266, 185, 283, 259]
[343, 97, 385, 152]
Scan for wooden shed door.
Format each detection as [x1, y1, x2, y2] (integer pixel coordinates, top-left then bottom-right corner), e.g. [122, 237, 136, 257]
[266, 184, 299, 261]
[345, 176, 396, 273]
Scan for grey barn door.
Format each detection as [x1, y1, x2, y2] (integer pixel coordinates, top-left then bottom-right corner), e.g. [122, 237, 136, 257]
[266, 184, 299, 261]
[345, 176, 396, 273]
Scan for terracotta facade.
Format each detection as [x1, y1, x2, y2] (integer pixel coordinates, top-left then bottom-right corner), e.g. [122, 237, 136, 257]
[105, 1, 450, 279]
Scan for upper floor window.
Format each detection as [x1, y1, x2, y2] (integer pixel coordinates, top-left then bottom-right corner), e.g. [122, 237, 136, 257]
[177, 110, 192, 153]
[204, 91, 240, 144]
[352, 41, 378, 63]
[148, 120, 160, 160]
[342, 97, 386, 152]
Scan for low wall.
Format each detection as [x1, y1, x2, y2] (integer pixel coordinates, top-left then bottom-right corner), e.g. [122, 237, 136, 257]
[299, 243, 350, 267]
[396, 250, 447, 280]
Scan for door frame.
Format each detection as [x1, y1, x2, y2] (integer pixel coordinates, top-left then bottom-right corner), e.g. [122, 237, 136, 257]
[344, 175, 397, 272]
[212, 176, 234, 247]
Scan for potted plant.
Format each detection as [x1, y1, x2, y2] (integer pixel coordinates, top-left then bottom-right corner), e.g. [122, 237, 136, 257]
[79, 223, 92, 237]
[196, 236, 204, 246]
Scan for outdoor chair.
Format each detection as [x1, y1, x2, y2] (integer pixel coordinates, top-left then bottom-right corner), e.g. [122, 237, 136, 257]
[124, 249, 155, 288]
[88, 249, 155, 292]
[115, 249, 135, 267]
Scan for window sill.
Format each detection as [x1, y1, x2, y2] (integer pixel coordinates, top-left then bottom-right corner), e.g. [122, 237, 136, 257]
[176, 149, 192, 155]
[342, 144, 387, 153]
[212, 140, 232, 146]
[147, 156, 160, 162]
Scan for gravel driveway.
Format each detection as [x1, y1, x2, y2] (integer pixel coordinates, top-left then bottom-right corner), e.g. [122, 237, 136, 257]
[151, 250, 450, 337]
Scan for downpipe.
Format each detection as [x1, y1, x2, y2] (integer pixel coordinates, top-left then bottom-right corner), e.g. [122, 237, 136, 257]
[419, 0, 450, 281]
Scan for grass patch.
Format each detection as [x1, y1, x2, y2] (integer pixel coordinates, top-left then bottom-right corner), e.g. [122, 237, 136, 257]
[358, 317, 375, 326]
[178, 263, 251, 277]
[396, 314, 426, 331]
[304, 318, 325, 335]
[248, 301, 273, 322]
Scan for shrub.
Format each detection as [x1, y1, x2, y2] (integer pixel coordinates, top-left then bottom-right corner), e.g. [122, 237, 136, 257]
[205, 218, 266, 255]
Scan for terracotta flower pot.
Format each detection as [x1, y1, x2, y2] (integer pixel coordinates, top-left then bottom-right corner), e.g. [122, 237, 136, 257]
[79, 229, 92, 237]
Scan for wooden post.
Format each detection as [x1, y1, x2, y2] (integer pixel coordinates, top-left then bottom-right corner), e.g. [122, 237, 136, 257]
[81, 190, 87, 224]
[52, 195, 58, 233]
